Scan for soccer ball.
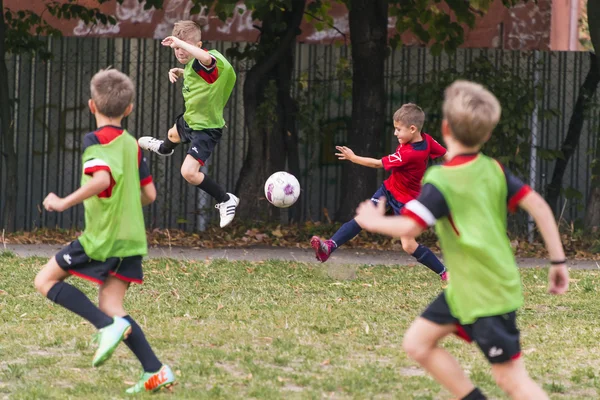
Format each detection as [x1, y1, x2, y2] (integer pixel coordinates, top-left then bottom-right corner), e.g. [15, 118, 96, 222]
[264, 171, 301, 208]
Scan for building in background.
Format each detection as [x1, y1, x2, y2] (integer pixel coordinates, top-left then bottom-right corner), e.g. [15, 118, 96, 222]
[4, 0, 581, 51]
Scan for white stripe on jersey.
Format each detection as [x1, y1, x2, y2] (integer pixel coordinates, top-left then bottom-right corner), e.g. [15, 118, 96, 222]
[405, 200, 436, 226]
[83, 159, 109, 170]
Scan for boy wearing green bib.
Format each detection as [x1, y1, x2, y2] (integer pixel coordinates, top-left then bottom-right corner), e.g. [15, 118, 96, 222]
[139, 20, 239, 228]
[35, 69, 175, 394]
[355, 80, 569, 400]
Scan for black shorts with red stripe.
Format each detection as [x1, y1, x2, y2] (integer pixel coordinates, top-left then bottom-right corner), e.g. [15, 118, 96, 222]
[55, 240, 143, 285]
[174, 114, 222, 166]
[421, 292, 521, 364]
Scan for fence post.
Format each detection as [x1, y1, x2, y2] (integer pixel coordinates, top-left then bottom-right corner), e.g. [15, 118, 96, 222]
[528, 50, 541, 243]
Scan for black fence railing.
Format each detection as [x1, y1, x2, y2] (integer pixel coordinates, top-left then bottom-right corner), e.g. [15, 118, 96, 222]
[1, 38, 597, 233]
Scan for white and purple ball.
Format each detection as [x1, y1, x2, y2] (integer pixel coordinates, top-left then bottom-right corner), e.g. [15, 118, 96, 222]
[264, 171, 301, 208]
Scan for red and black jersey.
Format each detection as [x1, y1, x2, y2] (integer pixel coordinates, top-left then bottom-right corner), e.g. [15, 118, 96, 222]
[381, 133, 446, 204]
[82, 125, 153, 198]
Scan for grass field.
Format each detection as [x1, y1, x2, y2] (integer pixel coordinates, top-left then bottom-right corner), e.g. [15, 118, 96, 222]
[0, 251, 598, 399]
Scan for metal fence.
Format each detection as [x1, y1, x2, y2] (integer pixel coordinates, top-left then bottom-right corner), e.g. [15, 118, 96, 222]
[1, 37, 598, 233]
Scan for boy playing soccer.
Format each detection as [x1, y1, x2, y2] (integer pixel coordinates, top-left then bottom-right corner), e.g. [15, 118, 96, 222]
[138, 20, 239, 228]
[311, 103, 448, 280]
[34, 69, 175, 394]
[355, 80, 570, 400]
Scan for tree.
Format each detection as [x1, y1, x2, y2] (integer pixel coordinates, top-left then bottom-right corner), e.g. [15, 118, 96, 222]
[545, 51, 600, 215]
[230, 0, 307, 221]
[334, 0, 388, 220]
[584, 0, 600, 230]
[334, 0, 528, 220]
[0, 0, 162, 231]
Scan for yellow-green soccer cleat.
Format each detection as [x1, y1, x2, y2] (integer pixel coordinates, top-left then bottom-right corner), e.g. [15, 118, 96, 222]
[92, 316, 132, 367]
[125, 365, 176, 394]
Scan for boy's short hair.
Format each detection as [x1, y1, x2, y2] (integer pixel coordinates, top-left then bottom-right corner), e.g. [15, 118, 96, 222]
[393, 103, 425, 131]
[172, 20, 202, 43]
[442, 80, 501, 147]
[90, 69, 134, 118]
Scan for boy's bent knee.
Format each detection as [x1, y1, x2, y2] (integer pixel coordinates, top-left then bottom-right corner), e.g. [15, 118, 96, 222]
[167, 127, 180, 143]
[34, 269, 55, 296]
[402, 332, 431, 363]
[180, 165, 203, 184]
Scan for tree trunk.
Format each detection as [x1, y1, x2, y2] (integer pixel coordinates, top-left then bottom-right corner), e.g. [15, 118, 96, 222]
[277, 36, 302, 222]
[584, 0, 600, 230]
[335, 0, 388, 221]
[0, 0, 18, 231]
[545, 52, 600, 214]
[234, 0, 305, 221]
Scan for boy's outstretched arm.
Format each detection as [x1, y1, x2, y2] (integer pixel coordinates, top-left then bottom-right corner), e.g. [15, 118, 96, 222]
[162, 36, 213, 66]
[336, 146, 383, 168]
[355, 198, 424, 237]
[43, 170, 111, 212]
[518, 190, 569, 294]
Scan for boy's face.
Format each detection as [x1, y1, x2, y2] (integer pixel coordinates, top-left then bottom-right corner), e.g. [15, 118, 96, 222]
[173, 38, 201, 64]
[393, 121, 416, 144]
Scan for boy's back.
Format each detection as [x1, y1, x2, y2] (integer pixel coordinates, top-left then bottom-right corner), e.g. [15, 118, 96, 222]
[421, 154, 525, 323]
[79, 126, 147, 261]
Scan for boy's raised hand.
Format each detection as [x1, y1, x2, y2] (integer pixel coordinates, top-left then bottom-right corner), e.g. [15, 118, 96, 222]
[335, 146, 355, 161]
[161, 36, 182, 48]
[355, 198, 386, 231]
[168, 68, 184, 83]
[548, 264, 569, 295]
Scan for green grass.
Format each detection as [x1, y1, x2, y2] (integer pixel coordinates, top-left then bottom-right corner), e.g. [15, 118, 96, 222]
[0, 258, 598, 399]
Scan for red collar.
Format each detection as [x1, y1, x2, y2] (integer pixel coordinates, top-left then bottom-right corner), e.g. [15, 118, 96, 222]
[444, 153, 479, 166]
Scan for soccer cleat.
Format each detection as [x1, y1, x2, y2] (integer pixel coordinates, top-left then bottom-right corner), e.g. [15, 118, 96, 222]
[92, 316, 132, 367]
[138, 136, 174, 156]
[125, 365, 176, 394]
[215, 193, 239, 228]
[440, 271, 448, 281]
[310, 236, 335, 263]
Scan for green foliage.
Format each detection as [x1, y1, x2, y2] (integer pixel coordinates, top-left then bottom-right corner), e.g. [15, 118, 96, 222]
[388, 0, 529, 54]
[406, 55, 551, 175]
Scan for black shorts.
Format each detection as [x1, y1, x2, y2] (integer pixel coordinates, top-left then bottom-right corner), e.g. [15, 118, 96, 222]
[175, 114, 222, 166]
[421, 292, 521, 364]
[371, 184, 405, 215]
[55, 240, 144, 285]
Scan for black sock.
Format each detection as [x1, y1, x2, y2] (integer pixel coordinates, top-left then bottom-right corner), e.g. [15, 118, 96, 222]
[158, 137, 178, 154]
[198, 175, 229, 203]
[330, 219, 362, 249]
[462, 387, 487, 400]
[412, 244, 446, 275]
[46, 282, 113, 330]
[123, 315, 163, 373]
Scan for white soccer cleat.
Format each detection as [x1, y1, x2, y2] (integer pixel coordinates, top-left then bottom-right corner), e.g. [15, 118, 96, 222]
[138, 136, 174, 156]
[215, 193, 239, 228]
